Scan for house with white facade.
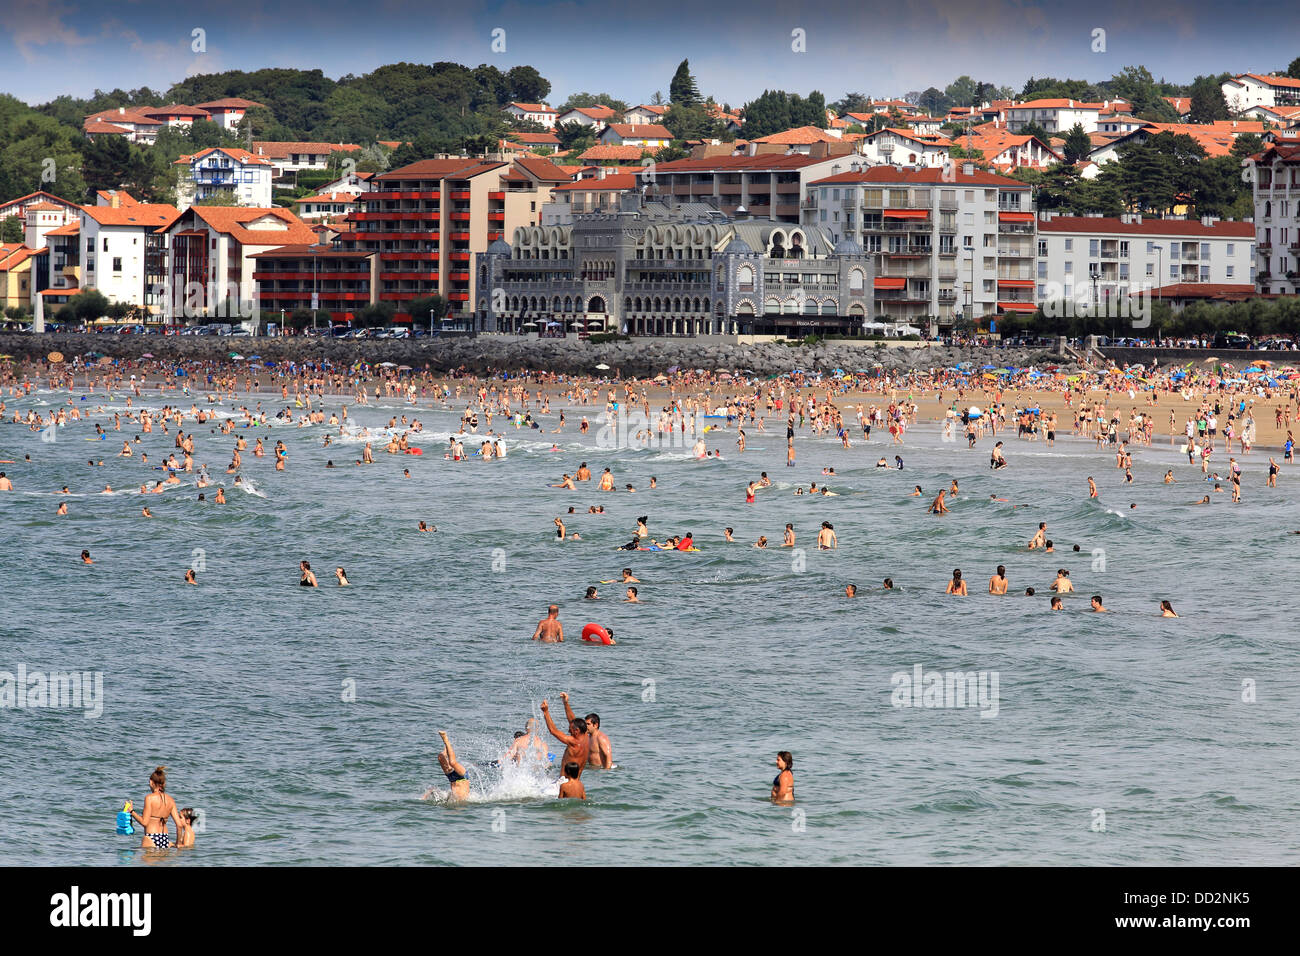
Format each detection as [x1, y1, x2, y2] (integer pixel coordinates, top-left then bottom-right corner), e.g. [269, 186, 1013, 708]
[79, 201, 179, 315]
[157, 206, 317, 323]
[174, 147, 275, 209]
[598, 124, 673, 149]
[1245, 140, 1300, 294]
[195, 98, 265, 131]
[503, 102, 557, 128]
[1006, 100, 1104, 135]
[1035, 212, 1256, 310]
[622, 104, 668, 125]
[1222, 74, 1300, 114]
[82, 107, 162, 145]
[291, 192, 362, 221]
[556, 105, 616, 129]
[859, 128, 951, 168]
[142, 104, 211, 128]
[251, 142, 361, 178]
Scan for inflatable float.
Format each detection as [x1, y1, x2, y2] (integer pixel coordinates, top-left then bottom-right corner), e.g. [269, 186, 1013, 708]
[581, 622, 615, 645]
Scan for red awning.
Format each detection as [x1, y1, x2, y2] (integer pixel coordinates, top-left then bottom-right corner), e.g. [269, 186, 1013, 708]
[997, 279, 1035, 288]
[998, 211, 1034, 222]
[883, 209, 928, 219]
[875, 277, 906, 290]
[998, 301, 1037, 313]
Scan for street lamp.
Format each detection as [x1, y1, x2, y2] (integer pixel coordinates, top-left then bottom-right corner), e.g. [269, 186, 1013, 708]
[1151, 244, 1163, 344]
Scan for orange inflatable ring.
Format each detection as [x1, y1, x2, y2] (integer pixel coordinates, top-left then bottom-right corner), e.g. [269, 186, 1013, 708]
[581, 622, 615, 645]
[406, 447, 422, 455]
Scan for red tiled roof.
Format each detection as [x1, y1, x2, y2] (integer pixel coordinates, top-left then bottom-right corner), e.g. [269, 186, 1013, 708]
[85, 108, 162, 126]
[1164, 96, 1192, 114]
[508, 131, 561, 145]
[752, 126, 839, 145]
[1037, 215, 1254, 237]
[84, 121, 132, 135]
[378, 159, 506, 181]
[513, 157, 573, 182]
[175, 146, 274, 167]
[293, 192, 361, 205]
[654, 154, 842, 173]
[195, 98, 264, 110]
[1237, 73, 1300, 90]
[45, 221, 81, 236]
[251, 141, 361, 159]
[562, 105, 616, 121]
[165, 207, 318, 245]
[142, 104, 211, 118]
[1134, 282, 1257, 299]
[578, 145, 648, 161]
[96, 190, 140, 205]
[26, 201, 67, 212]
[554, 174, 638, 192]
[82, 204, 179, 227]
[508, 102, 556, 113]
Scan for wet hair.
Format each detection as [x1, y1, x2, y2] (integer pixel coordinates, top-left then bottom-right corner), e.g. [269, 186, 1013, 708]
[777, 751, 794, 771]
[180, 807, 198, 824]
[996, 565, 1005, 575]
[585, 586, 597, 598]
[1051, 596, 1063, 608]
[637, 516, 648, 525]
[725, 527, 733, 534]
[952, 569, 962, 580]
[1091, 594, 1103, 604]
[301, 561, 311, 570]
[1044, 540, 1053, 548]
[513, 731, 526, 740]
[1025, 587, 1035, 596]
[1161, 600, 1175, 612]
[883, 578, 893, 589]
[627, 586, 638, 596]
[564, 762, 581, 778]
[622, 568, 632, 576]
[150, 766, 167, 792]
[584, 713, 600, 728]
[571, 717, 588, 735]
[1073, 544, 1081, 552]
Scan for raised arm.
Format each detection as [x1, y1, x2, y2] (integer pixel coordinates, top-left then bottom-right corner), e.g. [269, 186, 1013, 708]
[561, 692, 576, 724]
[539, 701, 574, 746]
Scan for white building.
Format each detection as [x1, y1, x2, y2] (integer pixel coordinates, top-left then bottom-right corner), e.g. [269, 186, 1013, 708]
[251, 142, 361, 178]
[195, 98, 266, 131]
[858, 128, 951, 168]
[291, 192, 362, 221]
[157, 206, 317, 323]
[142, 105, 211, 128]
[174, 147, 275, 210]
[1245, 140, 1300, 294]
[556, 105, 616, 129]
[1006, 99, 1105, 135]
[803, 162, 1036, 328]
[622, 104, 668, 125]
[79, 201, 179, 314]
[503, 102, 558, 128]
[599, 124, 672, 149]
[316, 170, 376, 197]
[1034, 212, 1256, 308]
[1222, 74, 1300, 114]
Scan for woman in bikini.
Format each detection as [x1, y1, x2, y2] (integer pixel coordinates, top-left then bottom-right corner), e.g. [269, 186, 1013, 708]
[437, 731, 471, 801]
[130, 766, 184, 849]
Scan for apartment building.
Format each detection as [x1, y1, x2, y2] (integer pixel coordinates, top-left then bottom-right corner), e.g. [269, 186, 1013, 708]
[80, 201, 180, 317]
[803, 163, 1035, 329]
[542, 173, 639, 225]
[175, 147, 275, 209]
[598, 124, 672, 149]
[251, 142, 362, 178]
[1248, 140, 1300, 294]
[1035, 213, 1256, 310]
[344, 156, 570, 318]
[252, 243, 378, 324]
[41, 218, 81, 307]
[477, 198, 874, 336]
[1005, 99, 1125, 135]
[0, 191, 81, 237]
[857, 129, 951, 168]
[1222, 74, 1300, 114]
[641, 150, 858, 223]
[0, 244, 42, 313]
[142, 104, 211, 128]
[291, 192, 363, 221]
[157, 206, 318, 322]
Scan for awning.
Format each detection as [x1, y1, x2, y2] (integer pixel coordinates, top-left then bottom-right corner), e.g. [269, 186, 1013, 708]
[997, 279, 1034, 288]
[875, 277, 906, 290]
[883, 209, 928, 219]
[998, 211, 1034, 222]
[998, 301, 1037, 313]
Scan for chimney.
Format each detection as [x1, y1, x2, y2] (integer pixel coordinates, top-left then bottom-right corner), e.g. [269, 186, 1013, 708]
[111, 192, 120, 209]
[118, 107, 125, 115]
[1068, 99, 1074, 108]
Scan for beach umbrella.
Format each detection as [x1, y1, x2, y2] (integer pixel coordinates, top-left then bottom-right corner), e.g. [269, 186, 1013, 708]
[142, 352, 154, 358]
[397, 365, 412, 371]
[47, 351, 64, 363]
[247, 355, 261, 361]
[667, 366, 680, 373]
[229, 352, 244, 360]
[595, 363, 611, 370]
[97, 356, 112, 366]
[379, 361, 397, 368]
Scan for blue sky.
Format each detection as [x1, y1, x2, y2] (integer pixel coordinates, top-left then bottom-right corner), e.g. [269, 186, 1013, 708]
[4, 0, 1298, 107]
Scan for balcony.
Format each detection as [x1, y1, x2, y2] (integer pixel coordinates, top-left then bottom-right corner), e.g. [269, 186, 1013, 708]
[488, 191, 504, 201]
[997, 223, 1034, 234]
[450, 191, 471, 200]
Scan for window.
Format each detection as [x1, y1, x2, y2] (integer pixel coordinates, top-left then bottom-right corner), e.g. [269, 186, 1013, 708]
[1200, 265, 1210, 281]
[1089, 239, 1099, 256]
[1037, 240, 1047, 257]
[103, 238, 109, 251]
[1146, 263, 1154, 276]
[832, 188, 840, 200]
[1200, 242, 1210, 259]
[1170, 265, 1178, 278]
[1227, 265, 1235, 277]
[963, 212, 974, 226]
[1119, 263, 1129, 279]
[1037, 261, 1046, 278]
[112, 257, 122, 272]
[1170, 245, 1179, 260]
[1119, 241, 1129, 258]
[964, 190, 974, 202]
[962, 235, 973, 248]
[820, 209, 827, 222]
[1064, 239, 1073, 252]
[1146, 241, 1155, 254]
[1065, 261, 1073, 274]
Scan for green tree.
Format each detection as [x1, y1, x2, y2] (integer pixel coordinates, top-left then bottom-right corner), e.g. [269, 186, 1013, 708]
[70, 289, 110, 323]
[557, 92, 629, 116]
[832, 92, 872, 115]
[944, 75, 978, 108]
[1061, 123, 1092, 164]
[555, 121, 597, 153]
[1286, 57, 1300, 80]
[1019, 121, 1052, 143]
[669, 59, 701, 107]
[1188, 75, 1230, 123]
[1231, 133, 1264, 159]
[506, 66, 550, 104]
[0, 216, 21, 243]
[357, 301, 396, 327]
[408, 295, 448, 325]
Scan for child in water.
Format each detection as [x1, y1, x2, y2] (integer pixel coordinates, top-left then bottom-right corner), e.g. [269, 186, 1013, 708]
[558, 763, 586, 800]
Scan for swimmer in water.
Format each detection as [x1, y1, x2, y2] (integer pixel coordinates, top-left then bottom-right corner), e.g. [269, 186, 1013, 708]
[55, 501, 68, 516]
[946, 568, 967, 595]
[504, 718, 549, 765]
[436, 731, 471, 802]
[1088, 476, 1098, 498]
[141, 506, 153, 518]
[817, 522, 837, 549]
[81, 550, 93, 565]
[1028, 522, 1046, 550]
[558, 764, 586, 799]
[585, 586, 598, 600]
[184, 568, 197, 585]
[724, 527, 735, 542]
[882, 578, 894, 590]
[540, 699, 590, 780]
[929, 489, 949, 515]
[624, 586, 639, 603]
[1090, 594, 1108, 612]
[1159, 600, 1178, 617]
[845, 584, 857, 598]
[1050, 596, 1063, 610]
[988, 565, 1008, 595]
[299, 560, 318, 587]
[335, 567, 350, 586]
[910, 486, 922, 496]
[531, 604, 563, 642]
[771, 751, 795, 804]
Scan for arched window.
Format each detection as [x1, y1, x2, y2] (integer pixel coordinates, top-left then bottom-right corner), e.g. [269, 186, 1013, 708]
[849, 269, 865, 293]
[803, 298, 818, 314]
[738, 301, 755, 315]
[765, 298, 780, 314]
[821, 301, 836, 315]
[737, 264, 755, 292]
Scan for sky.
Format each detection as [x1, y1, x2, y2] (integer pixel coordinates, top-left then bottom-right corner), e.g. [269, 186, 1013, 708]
[3, 0, 1298, 107]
